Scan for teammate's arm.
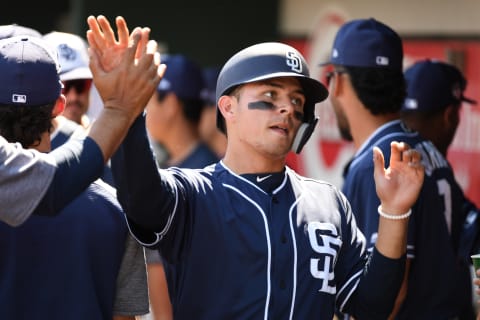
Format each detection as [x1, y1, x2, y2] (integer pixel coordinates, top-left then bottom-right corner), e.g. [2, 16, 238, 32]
[388, 259, 411, 319]
[111, 114, 177, 239]
[343, 142, 423, 318]
[373, 142, 423, 258]
[33, 16, 164, 218]
[86, 15, 165, 162]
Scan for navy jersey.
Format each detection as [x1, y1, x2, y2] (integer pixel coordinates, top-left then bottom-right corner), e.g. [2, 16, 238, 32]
[34, 137, 104, 216]
[51, 117, 81, 149]
[111, 115, 407, 320]
[160, 141, 219, 304]
[342, 120, 471, 319]
[176, 142, 219, 168]
[50, 119, 116, 187]
[0, 181, 128, 319]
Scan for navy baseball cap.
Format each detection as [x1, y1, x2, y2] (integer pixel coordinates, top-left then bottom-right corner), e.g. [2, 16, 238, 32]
[322, 18, 403, 70]
[402, 59, 477, 112]
[0, 36, 62, 107]
[157, 54, 204, 100]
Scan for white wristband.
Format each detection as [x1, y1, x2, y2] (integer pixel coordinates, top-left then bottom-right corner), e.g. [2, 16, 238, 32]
[377, 205, 412, 220]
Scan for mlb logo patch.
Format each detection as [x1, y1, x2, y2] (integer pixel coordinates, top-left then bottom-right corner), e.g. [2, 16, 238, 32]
[376, 56, 389, 66]
[12, 94, 27, 104]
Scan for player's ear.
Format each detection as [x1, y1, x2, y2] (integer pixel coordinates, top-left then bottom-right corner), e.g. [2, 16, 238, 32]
[443, 104, 460, 129]
[52, 95, 66, 117]
[330, 71, 352, 98]
[218, 95, 235, 123]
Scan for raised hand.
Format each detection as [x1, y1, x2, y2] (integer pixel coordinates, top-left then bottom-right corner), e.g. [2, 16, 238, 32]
[84, 15, 166, 162]
[373, 141, 424, 215]
[86, 15, 166, 119]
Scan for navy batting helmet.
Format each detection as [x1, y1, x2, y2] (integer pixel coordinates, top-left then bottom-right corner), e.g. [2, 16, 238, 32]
[215, 42, 328, 136]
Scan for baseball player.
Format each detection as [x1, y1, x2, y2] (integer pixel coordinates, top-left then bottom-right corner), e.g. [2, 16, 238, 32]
[88, 15, 426, 319]
[325, 19, 472, 318]
[43, 31, 93, 128]
[400, 60, 478, 319]
[0, 35, 148, 319]
[0, 16, 163, 227]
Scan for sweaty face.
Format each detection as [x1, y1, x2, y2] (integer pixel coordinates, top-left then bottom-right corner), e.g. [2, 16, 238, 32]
[230, 77, 306, 158]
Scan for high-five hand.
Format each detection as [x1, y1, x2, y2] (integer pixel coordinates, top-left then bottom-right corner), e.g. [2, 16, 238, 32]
[84, 15, 166, 162]
[373, 141, 424, 215]
[86, 15, 166, 119]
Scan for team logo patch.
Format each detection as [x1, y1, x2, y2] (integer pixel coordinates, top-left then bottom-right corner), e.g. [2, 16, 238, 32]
[58, 43, 77, 62]
[307, 222, 342, 294]
[286, 51, 302, 73]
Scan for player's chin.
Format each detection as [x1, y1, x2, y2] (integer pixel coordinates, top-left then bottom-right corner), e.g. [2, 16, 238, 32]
[266, 142, 292, 158]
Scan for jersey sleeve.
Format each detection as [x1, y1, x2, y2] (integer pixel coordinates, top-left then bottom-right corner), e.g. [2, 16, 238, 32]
[333, 190, 406, 319]
[344, 248, 406, 319]
[111, 114, 181, 246]
[34, 136, 104, 216]
[0, 136, 56, 226]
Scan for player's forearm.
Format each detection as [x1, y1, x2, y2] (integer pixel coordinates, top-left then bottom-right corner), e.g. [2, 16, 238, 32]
[87, 107, 137, 163]
[375, 216, 409, 259]
[388, 260, 410, 319]
[35, 137, 104, 216]
[111, 114, 175, 232]
[374, 200, 410, 258]
[351, 248, 406, 319]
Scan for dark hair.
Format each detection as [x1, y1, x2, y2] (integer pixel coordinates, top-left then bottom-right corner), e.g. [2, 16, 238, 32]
[181, 98, 204, 124]
[401, 102, 461, 129]
[0, 103, 54, 148]
[157, 92, 205, 125]
[343, 66, 406, 115]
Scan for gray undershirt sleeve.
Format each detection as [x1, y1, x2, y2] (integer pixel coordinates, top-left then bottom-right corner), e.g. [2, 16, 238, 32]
[0, 136, 56, 227]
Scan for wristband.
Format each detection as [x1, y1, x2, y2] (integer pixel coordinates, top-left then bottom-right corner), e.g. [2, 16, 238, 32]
[377, 205, 412, 220]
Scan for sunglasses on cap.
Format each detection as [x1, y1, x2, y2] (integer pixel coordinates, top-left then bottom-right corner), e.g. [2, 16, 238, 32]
[62, 79, 92, 94]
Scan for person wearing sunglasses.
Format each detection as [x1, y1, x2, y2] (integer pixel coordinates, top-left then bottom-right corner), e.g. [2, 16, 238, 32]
[43, 31, 94, 148]
[0, 16, 164, 228]
[44, 31, 119, 186]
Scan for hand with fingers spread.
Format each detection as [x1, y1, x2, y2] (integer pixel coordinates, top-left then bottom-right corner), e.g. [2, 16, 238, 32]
[86, 15, 166, 120]
[84, 15, 166, 161]
[373, 141, 424, 215]
[372, 141, 425, 260]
